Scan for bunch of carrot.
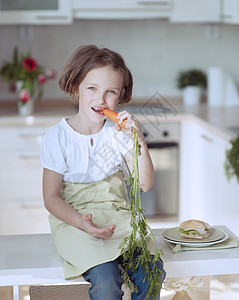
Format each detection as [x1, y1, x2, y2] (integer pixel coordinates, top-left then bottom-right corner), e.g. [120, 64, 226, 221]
[102, 108, 163, 300]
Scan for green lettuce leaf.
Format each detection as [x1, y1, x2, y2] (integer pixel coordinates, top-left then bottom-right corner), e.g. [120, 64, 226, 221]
[178, 228, 201, 236]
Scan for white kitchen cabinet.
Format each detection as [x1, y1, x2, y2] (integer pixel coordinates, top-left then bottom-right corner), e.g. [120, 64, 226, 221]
[0, 151, 42, 201]
[0, 0, 72, 25]
[180, 119, 239, 225]
[170, 0, 221, 23]
[73, 0, 172, 19]
[0, 126, 45, 151]
[222, 0, 239, 24]
[0, 202, 49, 235]
[170, 0, 239, 24]
[0, 124, 50, 234]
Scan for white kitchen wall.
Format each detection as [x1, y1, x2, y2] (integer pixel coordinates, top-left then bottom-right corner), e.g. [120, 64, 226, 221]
[0, 19, 238, 101]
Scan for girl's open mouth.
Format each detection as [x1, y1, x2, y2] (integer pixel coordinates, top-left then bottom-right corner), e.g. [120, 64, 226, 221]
[91, 107, 104, 115]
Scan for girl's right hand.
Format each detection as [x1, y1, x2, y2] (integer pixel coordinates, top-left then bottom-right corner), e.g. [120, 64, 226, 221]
[79, 214, 116, 240]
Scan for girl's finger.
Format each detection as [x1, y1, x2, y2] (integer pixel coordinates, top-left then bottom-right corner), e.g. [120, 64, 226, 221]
[116, 111, 132, 124]
[109, 224, 116, 231]
[116, 110, 128, 118]
[114, 124, 122, 131]
[128, 121, 140, 129]
[125, 116, 134, 127]
[125, 120, 140, 131]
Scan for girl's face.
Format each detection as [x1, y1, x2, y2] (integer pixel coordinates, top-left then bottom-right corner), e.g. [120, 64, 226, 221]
[77, 65, 124, 122]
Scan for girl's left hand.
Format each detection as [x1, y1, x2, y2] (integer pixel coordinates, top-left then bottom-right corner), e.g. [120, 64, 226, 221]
[115, 110, 145, 144]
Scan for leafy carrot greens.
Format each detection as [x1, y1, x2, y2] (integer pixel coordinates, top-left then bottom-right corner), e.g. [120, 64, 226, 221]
[119, 127, 163, 300]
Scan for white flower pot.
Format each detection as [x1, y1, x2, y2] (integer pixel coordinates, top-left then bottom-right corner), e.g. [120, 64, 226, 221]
[182, 86, 202, 106]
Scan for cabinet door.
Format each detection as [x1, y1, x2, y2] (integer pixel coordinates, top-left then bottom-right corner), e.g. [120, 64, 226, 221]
[0, 0, 72, 24]
[170, 0, 221, 23]
[0, 203, 50, 235]
[222, 0, 239, 24]
[197, 128, 239, 224]
[0, 151, 42, 201]
[180, 121, 239, 225]
[0, 127, 46, 151]
[73, 0, 171, 19]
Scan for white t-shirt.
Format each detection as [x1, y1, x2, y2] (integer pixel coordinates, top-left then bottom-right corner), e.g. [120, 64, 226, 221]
[40, 118, 134, 183]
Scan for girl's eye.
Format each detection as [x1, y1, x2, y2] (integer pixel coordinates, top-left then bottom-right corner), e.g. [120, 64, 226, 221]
[108, 90, 117, 94]
[88, 87, 96, 91]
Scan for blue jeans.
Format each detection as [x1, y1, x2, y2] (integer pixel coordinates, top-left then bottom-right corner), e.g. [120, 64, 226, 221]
[82, 252, 166, 300]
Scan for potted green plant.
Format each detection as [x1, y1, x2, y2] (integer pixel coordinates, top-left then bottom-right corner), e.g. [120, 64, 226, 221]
[0, 47, 56, 116]
[224, 135, 239, 183]
[176, 69, 207, 106]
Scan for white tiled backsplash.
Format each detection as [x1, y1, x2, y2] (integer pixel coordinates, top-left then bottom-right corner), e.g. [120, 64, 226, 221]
[0, 19, 239, 101]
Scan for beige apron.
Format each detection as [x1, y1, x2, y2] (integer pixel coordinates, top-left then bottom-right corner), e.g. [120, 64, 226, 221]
[49, 171, 132, 280]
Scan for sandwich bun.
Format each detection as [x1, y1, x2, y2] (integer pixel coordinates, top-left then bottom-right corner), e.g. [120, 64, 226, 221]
[178, 219, 211, 240]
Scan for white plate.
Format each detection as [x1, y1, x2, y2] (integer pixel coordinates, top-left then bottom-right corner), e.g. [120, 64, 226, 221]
[162, 227, 225, 243]
[161, 228, 229, 247]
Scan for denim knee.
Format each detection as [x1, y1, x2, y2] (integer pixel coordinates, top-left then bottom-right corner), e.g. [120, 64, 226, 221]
[125, 253, 166, 300]
[154, 257, 166, 284]
[83, 260, 124, 300]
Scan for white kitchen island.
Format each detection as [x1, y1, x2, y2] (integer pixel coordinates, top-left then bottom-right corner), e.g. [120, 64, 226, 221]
[1, 226, 239, 300]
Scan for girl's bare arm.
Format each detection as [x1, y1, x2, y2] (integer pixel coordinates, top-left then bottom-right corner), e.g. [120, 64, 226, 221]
[42, 168, 116, 239]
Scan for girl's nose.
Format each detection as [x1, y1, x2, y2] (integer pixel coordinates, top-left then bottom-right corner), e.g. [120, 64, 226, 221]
[96, 92, 106, 104]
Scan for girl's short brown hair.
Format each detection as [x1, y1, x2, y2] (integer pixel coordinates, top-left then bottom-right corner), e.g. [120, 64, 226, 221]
[58, 45, 133, 104]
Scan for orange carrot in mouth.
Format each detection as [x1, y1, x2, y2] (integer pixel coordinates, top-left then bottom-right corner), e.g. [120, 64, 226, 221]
[102, 108, 127, 129]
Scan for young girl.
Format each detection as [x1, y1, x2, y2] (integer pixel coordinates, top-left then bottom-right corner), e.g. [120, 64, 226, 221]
[40, 45, 165, 300]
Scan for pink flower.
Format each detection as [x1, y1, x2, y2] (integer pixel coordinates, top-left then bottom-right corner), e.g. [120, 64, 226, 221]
[19, 89, 30, 103]
[45, 69, 57, 79]
[38, 74, 47, 84]
[22, 57, 37, 72]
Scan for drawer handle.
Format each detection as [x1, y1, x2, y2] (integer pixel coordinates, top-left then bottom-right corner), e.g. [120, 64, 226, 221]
[35, 15, 69, 20]
[19, 155, 39, 160]
[137, 0, 170, 6]
[18, 133, 44, 138]
[200, 134, 213, 143]
[21, 204, 44, 209]
[221, 14, 233, 19]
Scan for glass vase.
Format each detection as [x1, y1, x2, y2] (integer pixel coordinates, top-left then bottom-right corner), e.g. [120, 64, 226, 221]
[18, 100, 34, 116]
[16, 80, 35, 116]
